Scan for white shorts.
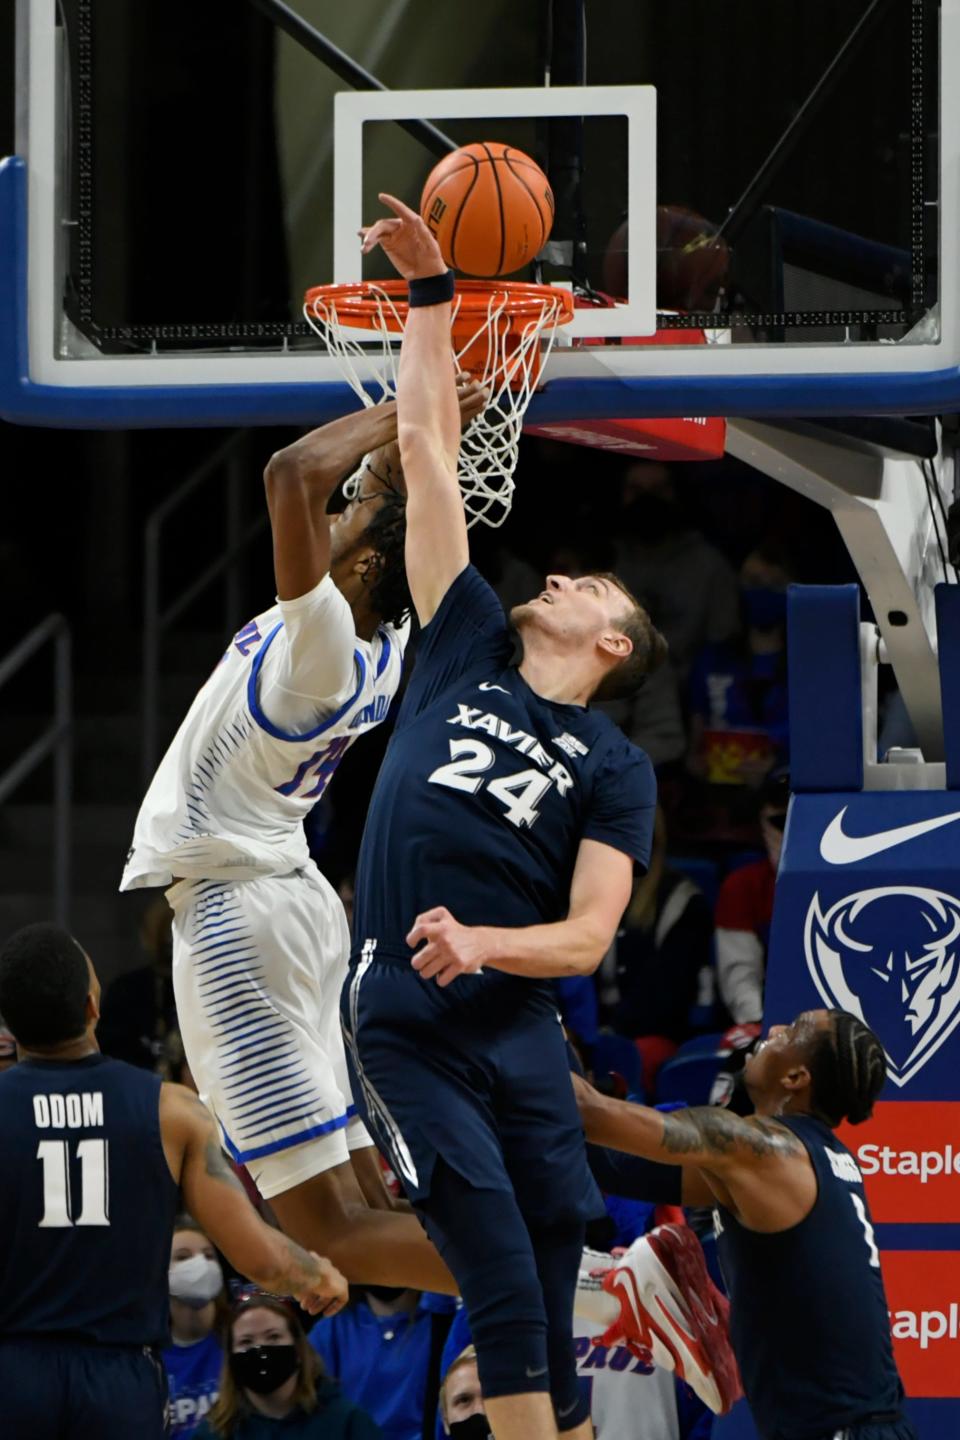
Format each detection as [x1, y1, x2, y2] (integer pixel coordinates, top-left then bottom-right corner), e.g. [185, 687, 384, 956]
[167, 866, 372, 1199]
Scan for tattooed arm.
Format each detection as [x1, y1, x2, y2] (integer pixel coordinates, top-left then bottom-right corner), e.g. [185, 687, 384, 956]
[572, 1072, 815, 1223]
[160, 1085, 348, 1315]
[576, 1076, 804, 1169]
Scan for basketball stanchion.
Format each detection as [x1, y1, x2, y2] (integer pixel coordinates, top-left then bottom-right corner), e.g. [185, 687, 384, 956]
[304, 279, 574, 528]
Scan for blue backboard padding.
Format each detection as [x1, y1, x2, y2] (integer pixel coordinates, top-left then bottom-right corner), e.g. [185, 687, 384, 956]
[935, 583, 960, 790]
[788, 584, 863, 792]
[6, 153, 960, 428]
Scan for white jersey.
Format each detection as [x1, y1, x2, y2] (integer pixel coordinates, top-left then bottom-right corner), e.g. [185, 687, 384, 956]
[122, 575, 408, 890]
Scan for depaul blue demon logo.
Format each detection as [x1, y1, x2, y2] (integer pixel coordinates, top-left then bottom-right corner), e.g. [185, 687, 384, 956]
[804, 887, 960, 1087]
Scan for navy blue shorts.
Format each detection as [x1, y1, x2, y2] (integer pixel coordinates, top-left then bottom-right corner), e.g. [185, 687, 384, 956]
[341, 949, 603, 1225]
[0, 1337, 168, 1439]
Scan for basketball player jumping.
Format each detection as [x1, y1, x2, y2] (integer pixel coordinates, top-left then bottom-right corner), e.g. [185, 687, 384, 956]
[122, 397, 480, 1292]
[344, 195, 666, 1440]
[577, 1009, 917, 1440]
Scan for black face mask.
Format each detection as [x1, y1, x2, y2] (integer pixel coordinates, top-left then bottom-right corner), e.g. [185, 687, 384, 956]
[230, 1344, 299, 1395]
[448, 1416, 493, 1440]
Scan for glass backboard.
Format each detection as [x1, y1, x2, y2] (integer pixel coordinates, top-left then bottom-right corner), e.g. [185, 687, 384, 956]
[1, 0, 954, 426]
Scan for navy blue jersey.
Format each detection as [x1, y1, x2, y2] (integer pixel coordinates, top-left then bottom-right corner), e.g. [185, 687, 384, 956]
[0, 1053, 179, 1346]
[353, 566, 657, 957]
[715, 1114, 903, 1440]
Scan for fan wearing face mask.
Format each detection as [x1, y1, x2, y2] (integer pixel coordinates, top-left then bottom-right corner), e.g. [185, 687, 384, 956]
[439, 1348, 492, 1440]
[163, 1217, 227, 1438]
[194, 1292, 382, 1439]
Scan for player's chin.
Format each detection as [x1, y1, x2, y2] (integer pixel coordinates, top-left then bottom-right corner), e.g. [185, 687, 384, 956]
[510, 600, 550, 633]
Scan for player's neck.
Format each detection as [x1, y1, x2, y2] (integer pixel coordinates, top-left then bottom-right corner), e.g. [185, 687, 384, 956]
[517, 648, 592, 707]
[754, 1094, 812, 1121]
[19, 1034, 100, 1064]
[348, 595, 381, 642]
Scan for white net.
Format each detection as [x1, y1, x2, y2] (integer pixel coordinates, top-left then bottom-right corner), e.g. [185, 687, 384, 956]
[304, 284, 570, 528]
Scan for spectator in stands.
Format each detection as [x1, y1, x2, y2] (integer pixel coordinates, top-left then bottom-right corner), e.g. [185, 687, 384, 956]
[195, 1293, 381, 1439]
[164, 1216, 226, 1439]
[439, 1346, 491, 1438]
[597, 809, 714, 1091]
[613, 460, 740, 681]
[309, 1286, 451, 1440]
[715, 770, 790, 1024]
[687, 541, 792, 787]
[98, 895, 183, 1077]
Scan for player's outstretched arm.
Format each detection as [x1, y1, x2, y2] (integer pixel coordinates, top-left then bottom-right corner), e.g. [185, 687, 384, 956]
[572, 1074, 805, 1176]
[361, 194, 470, 626]
[264, 405, 399, 601]
[161, 1085, 348, 1317]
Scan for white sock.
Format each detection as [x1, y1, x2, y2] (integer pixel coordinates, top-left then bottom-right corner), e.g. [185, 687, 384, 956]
[574, 1248, 622, 1327]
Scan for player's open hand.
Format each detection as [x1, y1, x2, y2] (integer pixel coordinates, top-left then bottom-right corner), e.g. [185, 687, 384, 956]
[360, 194, 447, 281]
[408, 906, 488, 986]
[292, 1252, 349, 1317]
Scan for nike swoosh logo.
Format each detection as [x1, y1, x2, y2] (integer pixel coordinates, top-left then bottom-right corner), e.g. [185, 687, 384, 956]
[820, 806, 960, 864]
[557, 1400, 579, 1419]
[479, 681, 511, 695]
[525, 1365, 549, 1379]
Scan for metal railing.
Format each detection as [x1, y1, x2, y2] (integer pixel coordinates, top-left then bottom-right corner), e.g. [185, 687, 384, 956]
[141, 433, 268, 785]
[0, 615, 73, 926]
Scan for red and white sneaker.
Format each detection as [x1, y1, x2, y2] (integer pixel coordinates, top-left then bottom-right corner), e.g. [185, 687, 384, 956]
[599, 1223, 743, 1415]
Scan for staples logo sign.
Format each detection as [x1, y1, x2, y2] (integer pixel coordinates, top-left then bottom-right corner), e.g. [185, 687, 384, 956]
[891, 1303, 960, 1351]
[882, 1252, 960, 1397]
[861, 1143, 960, 1186]
[838, 1103, 960, 1223]
[804, 886, 960, 1086]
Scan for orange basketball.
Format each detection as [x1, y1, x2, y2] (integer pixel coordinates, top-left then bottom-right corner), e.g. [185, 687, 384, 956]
[420, 142, 554, 278]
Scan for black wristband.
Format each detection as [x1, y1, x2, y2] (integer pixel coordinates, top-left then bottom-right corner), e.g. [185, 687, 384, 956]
[408, 270, 456, 308]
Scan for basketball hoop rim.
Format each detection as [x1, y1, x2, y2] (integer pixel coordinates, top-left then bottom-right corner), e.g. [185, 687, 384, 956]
[303, 278, 575, 338]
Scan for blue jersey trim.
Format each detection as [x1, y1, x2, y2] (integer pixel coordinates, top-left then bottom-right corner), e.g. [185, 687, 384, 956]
[375, 627, 391, 680]
[219, 1107, 355, 1163]
[246, 623, 367, 743]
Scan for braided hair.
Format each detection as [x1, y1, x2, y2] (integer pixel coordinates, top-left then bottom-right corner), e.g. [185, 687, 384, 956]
[358, 470, 411, 629]
[807, 1009, 887, 1126]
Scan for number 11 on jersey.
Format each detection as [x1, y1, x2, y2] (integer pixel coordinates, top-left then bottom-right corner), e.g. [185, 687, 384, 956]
[37, 1139, 110, 1227]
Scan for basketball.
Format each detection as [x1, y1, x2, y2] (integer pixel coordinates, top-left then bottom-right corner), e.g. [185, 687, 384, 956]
[420, 142, 555, 278]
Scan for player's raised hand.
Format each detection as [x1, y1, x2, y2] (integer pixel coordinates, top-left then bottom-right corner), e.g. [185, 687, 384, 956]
[289, 1251, 349, 1317]
[360, 193, 448, 281]
[408, 906, 488, 986]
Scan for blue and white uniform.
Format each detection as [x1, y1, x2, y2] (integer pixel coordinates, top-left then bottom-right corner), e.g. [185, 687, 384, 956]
[122, 575, 408, 1196]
